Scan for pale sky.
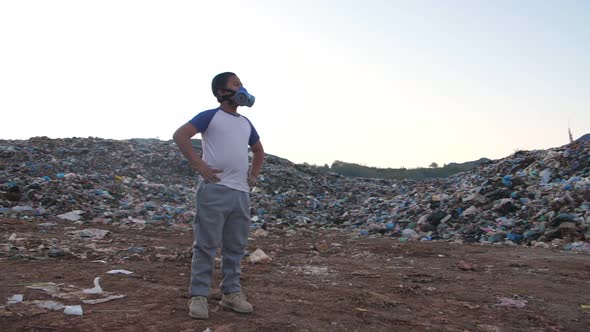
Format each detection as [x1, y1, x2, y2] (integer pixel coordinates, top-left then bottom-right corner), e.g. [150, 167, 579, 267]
[1, 0, 589, 168]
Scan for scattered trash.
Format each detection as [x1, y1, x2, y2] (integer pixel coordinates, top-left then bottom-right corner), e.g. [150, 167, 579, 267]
[455, 260, 476, 271]
[532, 241, 550, 249]
[249, 248, 272, 264]
[564, 242, 590, 253]
[32, 300, 65, 311]
[297, 265, 329, 276]
[38, 222, 57, 228]
[47, 247, 66, 258]
[68, 228, 110, 240]
[0, 137, 588, 250]
[252, 229, 269, 238]
[495, 296, 528, 308]
[0, 137, 588, 330]
[27, 282, 61, 294]
[64, 305, 84, 316]
[57, 211, 83, 222]
[82, 277, 103, 294]
[107, 269, 133, 275]
[16, 276, 127, 315]
[6, 294, 23, 305]
[540, 169, 552, 185]
[401, 229, 418, 241]
[82, 294, 126, 304]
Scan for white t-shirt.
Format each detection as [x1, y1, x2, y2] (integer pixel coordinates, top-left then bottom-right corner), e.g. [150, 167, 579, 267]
[189, 108, 260, 192]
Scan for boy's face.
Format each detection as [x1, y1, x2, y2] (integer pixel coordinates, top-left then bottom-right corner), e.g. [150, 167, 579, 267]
[218, 75, 243, 97]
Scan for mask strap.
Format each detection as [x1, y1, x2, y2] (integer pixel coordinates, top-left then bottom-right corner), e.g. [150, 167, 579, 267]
[218, 88, 236, 103]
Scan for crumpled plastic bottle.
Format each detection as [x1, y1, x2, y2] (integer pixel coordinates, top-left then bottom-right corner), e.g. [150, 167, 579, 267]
[540, 169, 552, 185]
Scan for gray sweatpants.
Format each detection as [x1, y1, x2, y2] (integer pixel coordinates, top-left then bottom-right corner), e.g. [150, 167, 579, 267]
[189, 181, 251, 297]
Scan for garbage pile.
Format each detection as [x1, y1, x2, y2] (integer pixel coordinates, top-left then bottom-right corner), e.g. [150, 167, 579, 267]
[0, 137, 197, 226]
[1, 137, 589, 249]
[341, 141, 590, 248]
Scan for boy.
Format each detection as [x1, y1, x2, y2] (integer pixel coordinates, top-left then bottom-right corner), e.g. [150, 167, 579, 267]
[173, 72, 264, 319]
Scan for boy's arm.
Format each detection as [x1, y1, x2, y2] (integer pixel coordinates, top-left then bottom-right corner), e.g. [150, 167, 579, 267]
[248, 140, 264, 186]
[173, 123, 222, 182]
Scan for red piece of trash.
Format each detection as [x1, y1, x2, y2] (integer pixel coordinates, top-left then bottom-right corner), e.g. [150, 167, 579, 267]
[456, 260, 475, 271]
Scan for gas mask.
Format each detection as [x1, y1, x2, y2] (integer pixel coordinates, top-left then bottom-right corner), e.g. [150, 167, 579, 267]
[220, 87, 255, 107]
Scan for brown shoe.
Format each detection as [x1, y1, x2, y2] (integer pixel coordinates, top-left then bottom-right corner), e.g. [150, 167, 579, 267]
[219, 292, 253, 314]
[188, 296, 208, 319]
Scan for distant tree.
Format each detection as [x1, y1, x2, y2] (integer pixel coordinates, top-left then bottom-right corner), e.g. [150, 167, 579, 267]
[429, 162, 438, 168]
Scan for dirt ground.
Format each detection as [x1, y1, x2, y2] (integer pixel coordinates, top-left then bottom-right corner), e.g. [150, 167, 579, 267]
[1, 217, 589, 332]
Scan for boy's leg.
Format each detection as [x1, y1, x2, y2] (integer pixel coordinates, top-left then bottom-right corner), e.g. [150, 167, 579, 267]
[220, 190, 251, 294]
[189, 182, 228, 297]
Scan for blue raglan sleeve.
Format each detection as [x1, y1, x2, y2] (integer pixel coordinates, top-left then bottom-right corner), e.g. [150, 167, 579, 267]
[247, 120, 260, 146]
[189, 109, 218, 133]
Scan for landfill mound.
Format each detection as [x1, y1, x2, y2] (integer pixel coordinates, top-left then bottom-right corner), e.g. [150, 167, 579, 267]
[0, 137, 589, 250]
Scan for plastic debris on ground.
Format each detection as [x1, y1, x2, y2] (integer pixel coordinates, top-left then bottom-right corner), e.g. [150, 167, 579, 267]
[82, 294, 126, 304]
[495, 296, 528, 308]
[57, 211, 83, 222]
[249, 248, 272, 264]
[6, 275, 127, 317]
[68, 228, 110, 240]
[252, 228, 269, 238]
[6, 295, 23, 305]
[32, 300, 65, 311]
[64, 305, 83, 316]
[455, 260, 476, 271]
[107, 269, 134, 275]
[82, 277, 103, 294]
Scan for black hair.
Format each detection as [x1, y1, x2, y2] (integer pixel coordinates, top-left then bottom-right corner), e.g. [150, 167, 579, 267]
[211, 72, 237, 102]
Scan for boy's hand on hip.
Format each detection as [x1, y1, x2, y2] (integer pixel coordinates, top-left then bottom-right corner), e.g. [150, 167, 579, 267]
[196, 164, 223, 183]
[248, 174, 258, 187]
